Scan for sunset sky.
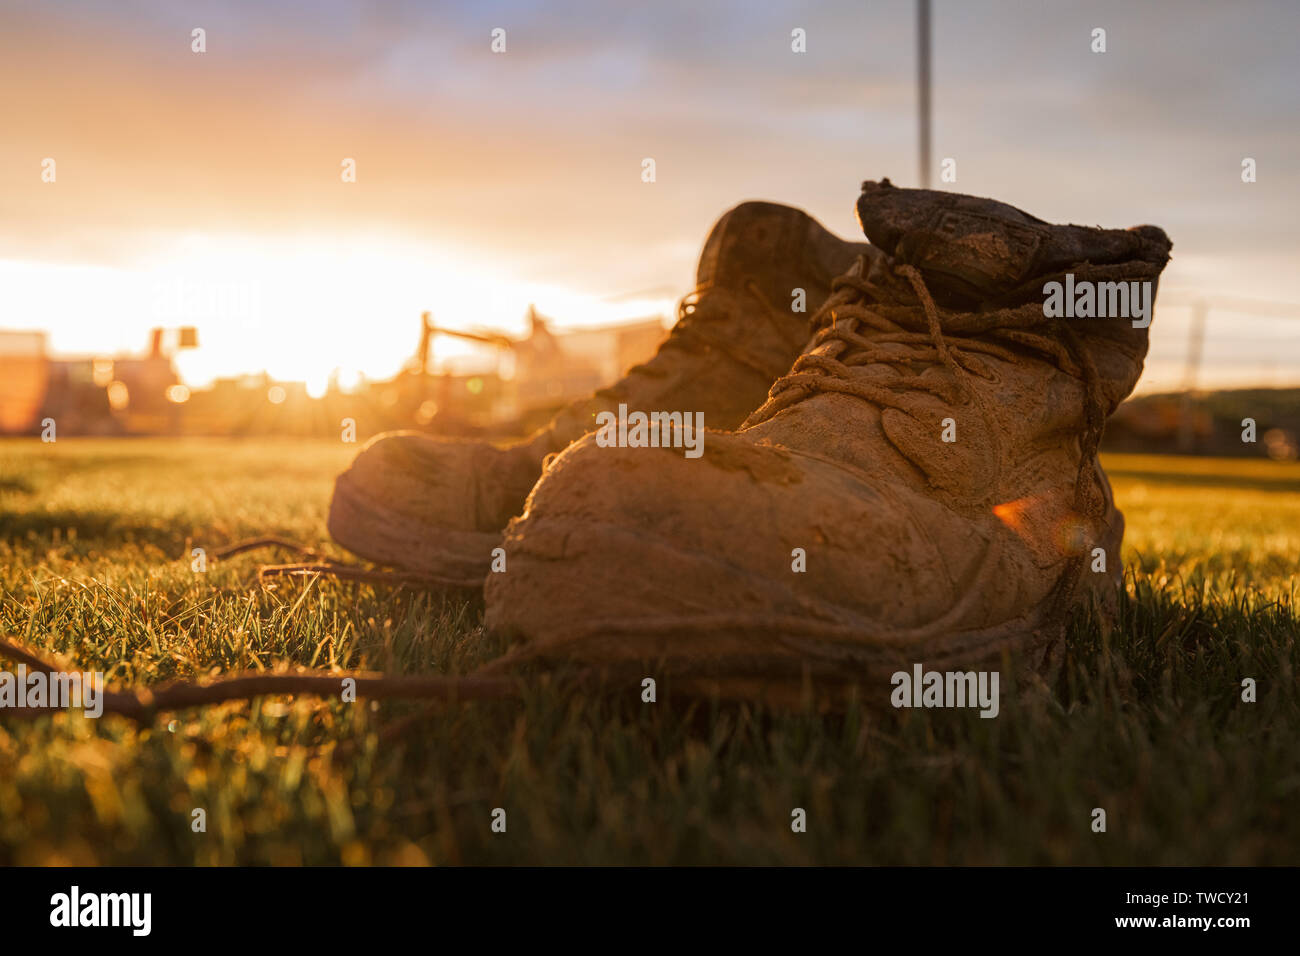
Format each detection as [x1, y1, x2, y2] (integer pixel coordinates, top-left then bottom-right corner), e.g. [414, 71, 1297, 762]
[2, 0, 1298, 393]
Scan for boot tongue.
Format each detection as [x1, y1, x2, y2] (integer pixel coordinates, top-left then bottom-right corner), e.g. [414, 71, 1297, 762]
[695, 201, 810, 290]
[855, 178, 1171, 307]
[695, 201, 876, 302]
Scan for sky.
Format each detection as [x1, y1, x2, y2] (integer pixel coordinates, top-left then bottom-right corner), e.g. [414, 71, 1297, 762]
[2, 0, 1298, 393]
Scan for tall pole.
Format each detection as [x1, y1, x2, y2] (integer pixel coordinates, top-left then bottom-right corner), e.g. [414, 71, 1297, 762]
[1178, 299, 1207, 452]
[418, 312, 433, 376]
[918, 0, 932, 188]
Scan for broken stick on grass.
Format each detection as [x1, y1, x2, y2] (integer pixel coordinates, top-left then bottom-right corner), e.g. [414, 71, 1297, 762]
[0, 635, 522, 725]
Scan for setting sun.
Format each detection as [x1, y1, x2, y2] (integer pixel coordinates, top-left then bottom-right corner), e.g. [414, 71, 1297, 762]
[0, 234, 675, 390]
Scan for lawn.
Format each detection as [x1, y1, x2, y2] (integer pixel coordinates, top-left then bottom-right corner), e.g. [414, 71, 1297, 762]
[0, 438, 1296, 865]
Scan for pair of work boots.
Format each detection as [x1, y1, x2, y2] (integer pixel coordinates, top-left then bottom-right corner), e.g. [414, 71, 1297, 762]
[329, 180, 1172, 701]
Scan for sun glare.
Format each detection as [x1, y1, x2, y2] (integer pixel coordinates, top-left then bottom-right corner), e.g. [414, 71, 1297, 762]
[1, 234, 675, 391]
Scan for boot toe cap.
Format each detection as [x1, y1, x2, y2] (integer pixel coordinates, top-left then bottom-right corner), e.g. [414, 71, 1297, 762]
[328, 431, 529, 581]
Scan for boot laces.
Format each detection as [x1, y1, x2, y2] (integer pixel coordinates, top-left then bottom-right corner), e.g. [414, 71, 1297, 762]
[745, 256, 1111, 522]
[595, 278, 802, 402]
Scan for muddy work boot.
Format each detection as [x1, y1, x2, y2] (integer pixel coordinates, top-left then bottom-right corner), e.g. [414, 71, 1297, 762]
[484, 179, 1172, 702]
[328, 202, 874, 585]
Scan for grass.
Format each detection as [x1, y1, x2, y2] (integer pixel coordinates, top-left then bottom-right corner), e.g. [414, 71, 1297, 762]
[0, 438, 1297, 865]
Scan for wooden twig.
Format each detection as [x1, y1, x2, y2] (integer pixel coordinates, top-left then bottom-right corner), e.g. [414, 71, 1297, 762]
[208, 537, 482, 590]
[211, 537, 339, 562]
[0, 635, 521, 725]
[256, 563, 475, 590]
[0, 637, 63, 675]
